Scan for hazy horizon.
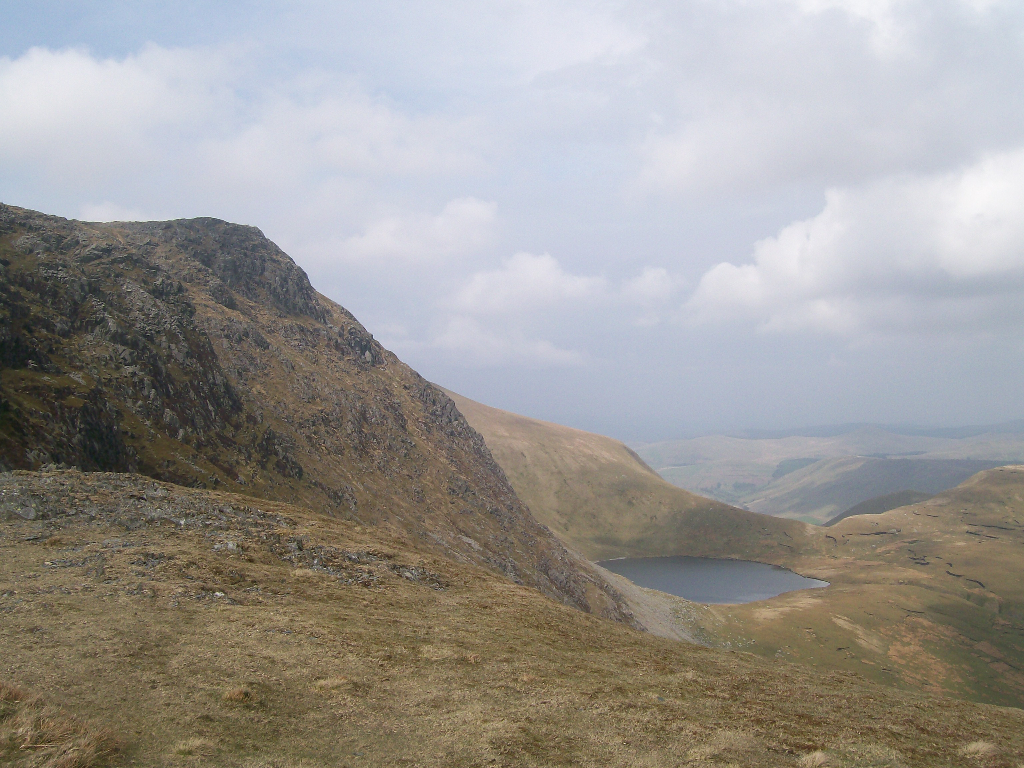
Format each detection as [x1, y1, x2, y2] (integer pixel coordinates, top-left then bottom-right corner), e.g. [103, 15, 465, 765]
[4, 1, 1024, 442]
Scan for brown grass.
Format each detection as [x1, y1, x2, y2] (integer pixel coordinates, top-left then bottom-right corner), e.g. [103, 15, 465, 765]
[311, 677, 350, 692]
[959, 741, 999, 758]
[2, 472, 1023, 767]
[0, 681, 122, 768]
[171, 737, 216, 756]
[798, 751, 833, 768]
[222, 688, 252, 703]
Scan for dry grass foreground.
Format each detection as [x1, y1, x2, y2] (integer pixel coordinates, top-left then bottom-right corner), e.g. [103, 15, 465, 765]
[1, 680, 122, 768]
[3, 470, 1023, 767]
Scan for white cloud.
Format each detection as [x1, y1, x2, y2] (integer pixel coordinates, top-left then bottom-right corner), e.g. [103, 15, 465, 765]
[199, 90, 484, 192]
[622, 266, 681, 326]
[430, 316, 585, 366]
[634, 0, 1024, 199]
[784, 0, 1004, 53]
[454, 252, 608, 314]
[0, 45, 230, 179]
[623, 266, 677, 303]
[339, 198, 497, 264]
[687, 147, 1024, 335]
[384, 315, 585, 367]
[392, 255, 679, 366]
[788, 0, 908, 53]
[496, 0, 647, 80]
[0, 44, 484, 204]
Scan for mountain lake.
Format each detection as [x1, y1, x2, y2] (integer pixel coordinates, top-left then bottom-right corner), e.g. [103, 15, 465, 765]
[596, 556, 829, 604]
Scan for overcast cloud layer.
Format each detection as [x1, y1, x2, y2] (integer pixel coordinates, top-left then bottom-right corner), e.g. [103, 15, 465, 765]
[2, 0, 1023, 440]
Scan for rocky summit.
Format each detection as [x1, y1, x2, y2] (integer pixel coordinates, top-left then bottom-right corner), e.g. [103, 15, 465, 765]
[0, 203, 630, 620]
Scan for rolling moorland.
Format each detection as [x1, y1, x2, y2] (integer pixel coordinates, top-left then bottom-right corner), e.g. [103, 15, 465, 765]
[637, 428, 1024, 523]
[453, 395, 1024, 707]
[1, 203, 1023, 765]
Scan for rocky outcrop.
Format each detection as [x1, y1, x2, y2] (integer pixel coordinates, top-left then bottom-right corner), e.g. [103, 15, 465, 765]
[0, 203, 633, 622]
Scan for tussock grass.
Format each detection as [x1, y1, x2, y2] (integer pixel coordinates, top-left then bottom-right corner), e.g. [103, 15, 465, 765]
[312, 677, 350, 692]
[798, 751, 832, 767]
[686, 729, 757, 761]
[0, 680, 122, 768]
[172, 737, 216, 756]
[959, 741, 999, 758]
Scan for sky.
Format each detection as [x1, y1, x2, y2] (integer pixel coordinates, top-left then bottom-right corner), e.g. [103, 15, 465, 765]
[2, 1, 1023, 441]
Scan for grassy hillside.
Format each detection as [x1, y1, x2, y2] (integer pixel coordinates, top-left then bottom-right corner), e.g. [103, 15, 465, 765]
[3, 469, 1022, 767]
[631, 466, 1024, 707]
[447, 395, 1024, 706]
[448, 391, 810, 562]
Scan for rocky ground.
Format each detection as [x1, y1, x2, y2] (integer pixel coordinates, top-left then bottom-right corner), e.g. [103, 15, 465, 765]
[3, 469, 1024, 767]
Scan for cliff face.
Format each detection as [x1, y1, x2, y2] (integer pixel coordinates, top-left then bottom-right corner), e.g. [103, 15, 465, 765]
[0, 203, 631, 620]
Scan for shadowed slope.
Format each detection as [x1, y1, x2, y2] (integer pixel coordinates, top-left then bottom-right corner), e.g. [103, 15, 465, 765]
[824, 490, 934, 526]
[743, 457, 1006, 524]
[447, 391, 809, 562]
[639, 429, 1018, 517]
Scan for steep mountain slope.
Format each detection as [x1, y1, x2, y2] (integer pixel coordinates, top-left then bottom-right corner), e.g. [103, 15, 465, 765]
[447, 391, 810, 562]
[3, 469, 1021, 767]
[0, 203, 626, 618]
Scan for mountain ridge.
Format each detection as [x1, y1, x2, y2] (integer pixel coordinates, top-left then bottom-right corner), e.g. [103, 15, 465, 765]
[0, 202, 630, 620]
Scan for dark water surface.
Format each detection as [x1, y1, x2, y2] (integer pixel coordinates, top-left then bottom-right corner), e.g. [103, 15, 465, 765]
[596, 556, 828, 604]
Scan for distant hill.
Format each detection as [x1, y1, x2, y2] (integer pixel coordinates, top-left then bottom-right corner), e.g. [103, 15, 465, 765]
[742, 457, 1005, 524]
[637, 426, 1023, 520]
[447, 391, 810, 562]
[730, 419, 1024, 440]
[0, 203, 627, 618]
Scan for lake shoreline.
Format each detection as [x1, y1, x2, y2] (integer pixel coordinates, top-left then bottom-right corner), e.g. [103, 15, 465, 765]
[595, 555, 829, 605]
